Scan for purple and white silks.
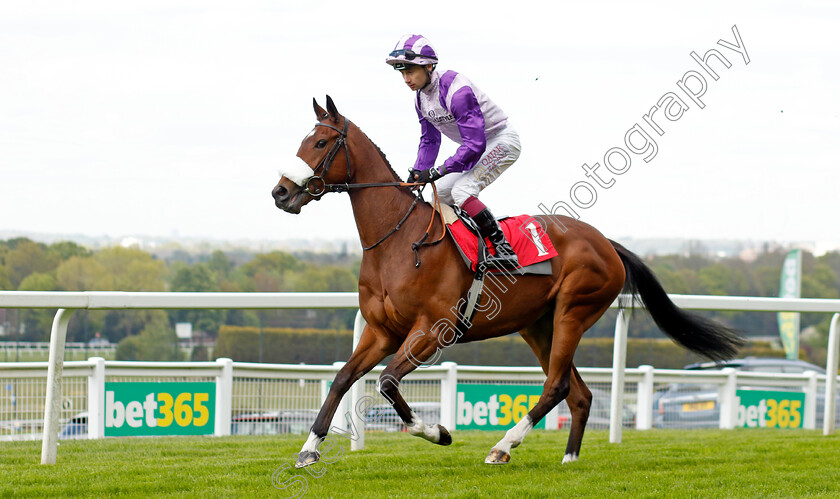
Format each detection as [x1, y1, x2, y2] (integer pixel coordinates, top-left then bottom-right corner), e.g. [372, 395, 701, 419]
[414, 70, 509, 174]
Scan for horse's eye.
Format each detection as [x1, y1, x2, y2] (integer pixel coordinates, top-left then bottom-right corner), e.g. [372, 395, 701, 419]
[315, 139, 327, 149]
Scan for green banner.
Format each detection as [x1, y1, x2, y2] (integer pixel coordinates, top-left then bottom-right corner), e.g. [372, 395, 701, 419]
[777, 249, 802, 360]
[735, 389, 805, 429]
[457, 383, 548, 430]
[104, 382, 216, 436]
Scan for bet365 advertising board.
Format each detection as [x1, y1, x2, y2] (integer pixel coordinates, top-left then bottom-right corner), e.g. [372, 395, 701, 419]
[104, 382, 216, 436]
[457, 383, 551, 430]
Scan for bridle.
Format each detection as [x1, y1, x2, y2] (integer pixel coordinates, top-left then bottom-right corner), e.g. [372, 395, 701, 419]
[301, 120, 352, 198]
[304, 119, 410, 197]
[299, 119, 445, 264]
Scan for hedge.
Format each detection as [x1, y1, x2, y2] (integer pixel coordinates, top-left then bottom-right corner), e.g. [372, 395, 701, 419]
[215, 326, 785, 368]
[215, 326, 353, 364]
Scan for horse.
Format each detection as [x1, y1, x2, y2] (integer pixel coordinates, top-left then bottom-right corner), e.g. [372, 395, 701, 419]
[272, 96, 742, 468]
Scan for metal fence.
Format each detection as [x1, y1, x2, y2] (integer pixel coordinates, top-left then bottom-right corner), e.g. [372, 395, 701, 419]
[0, 342, 116, 363]
[2, 359, 838, 443]
[0, 362, 90, 441]
[1, 290, 839, 464]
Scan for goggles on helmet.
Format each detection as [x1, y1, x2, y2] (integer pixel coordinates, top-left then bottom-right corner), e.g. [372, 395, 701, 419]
[388, 49, 438, 61]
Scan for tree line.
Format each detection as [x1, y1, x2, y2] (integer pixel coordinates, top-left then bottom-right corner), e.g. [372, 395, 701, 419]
[584, 247, 840, 366]
[0, 238, 359, 360]
[2, 237, 839, 365]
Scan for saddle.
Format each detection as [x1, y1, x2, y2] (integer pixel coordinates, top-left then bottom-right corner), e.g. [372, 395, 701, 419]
[438, 204, 557, 276]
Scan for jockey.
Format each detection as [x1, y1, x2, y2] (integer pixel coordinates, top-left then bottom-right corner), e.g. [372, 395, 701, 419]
[386, 34, 521, 269]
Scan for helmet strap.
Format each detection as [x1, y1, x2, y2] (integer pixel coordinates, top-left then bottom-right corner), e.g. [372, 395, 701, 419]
[421, 65, 436, 90]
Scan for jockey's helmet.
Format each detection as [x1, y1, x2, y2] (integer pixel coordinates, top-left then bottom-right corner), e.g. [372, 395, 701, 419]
[385, 34, 438, 70]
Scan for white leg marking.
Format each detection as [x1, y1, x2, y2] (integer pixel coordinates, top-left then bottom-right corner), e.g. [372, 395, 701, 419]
[562, 452, 578, 464]
[405, 411, 441, 443]
[491, 415, 534, 454]
[300, 431, 324, 454]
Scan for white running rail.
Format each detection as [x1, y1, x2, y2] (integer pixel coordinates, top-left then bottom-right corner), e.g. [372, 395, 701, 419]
[1, 291, 839, 463]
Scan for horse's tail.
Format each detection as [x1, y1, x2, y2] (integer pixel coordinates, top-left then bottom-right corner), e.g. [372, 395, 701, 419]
[609, 239, 744, 360]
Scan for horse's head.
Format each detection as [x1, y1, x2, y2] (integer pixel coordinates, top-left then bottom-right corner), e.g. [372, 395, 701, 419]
[272, 96, 352, 214]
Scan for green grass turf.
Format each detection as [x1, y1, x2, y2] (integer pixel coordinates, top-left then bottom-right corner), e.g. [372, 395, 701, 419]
[2, 429, 839, 498]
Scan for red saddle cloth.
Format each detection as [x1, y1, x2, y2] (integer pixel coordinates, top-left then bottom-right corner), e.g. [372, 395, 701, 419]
[447, 215, 558, 271]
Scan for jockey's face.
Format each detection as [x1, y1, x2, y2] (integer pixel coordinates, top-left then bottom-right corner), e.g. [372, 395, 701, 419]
[399, 64, 433, 91]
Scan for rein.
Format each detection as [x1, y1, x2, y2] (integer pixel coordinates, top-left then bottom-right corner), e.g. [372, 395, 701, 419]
[304, 120, 446, 263]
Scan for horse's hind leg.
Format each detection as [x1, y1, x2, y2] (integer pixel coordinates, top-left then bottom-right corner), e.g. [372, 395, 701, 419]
[487, 294, 612, 465]
[486, 314, 583, 464]
[519, 321, 592, 464]
[562, 365, 592, 463]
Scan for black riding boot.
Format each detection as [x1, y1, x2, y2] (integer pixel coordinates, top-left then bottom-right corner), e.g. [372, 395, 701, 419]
[472, 208, 519, 269]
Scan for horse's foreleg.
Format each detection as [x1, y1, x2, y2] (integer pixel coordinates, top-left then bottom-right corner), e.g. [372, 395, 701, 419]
[296, 325, 395, 468]
[377, 329, 452, 446]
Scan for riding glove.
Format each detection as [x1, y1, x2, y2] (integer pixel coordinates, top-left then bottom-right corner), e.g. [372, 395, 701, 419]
[413, 166, 443, 184]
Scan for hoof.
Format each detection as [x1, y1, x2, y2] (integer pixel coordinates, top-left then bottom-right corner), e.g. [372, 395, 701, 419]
[484, 448, 511, 465]
[295, 451, 319, 469]
[436, 425, 452, 446]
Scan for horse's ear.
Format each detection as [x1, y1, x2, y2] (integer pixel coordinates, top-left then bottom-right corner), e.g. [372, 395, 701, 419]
[313, 98, 329, 121]
[325, 95, 340, 123]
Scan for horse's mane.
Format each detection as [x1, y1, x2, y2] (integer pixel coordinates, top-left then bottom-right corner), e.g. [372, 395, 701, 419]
[353, 122, 434, 210]
[356, 126, 402, 183]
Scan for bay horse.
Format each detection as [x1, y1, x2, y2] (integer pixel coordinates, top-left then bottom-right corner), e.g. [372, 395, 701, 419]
[272, 96, 742, 468]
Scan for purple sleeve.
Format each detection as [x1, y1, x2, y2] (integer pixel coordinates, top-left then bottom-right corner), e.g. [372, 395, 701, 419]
[414, 104, 441, 170]
[442, 86, 486, 173]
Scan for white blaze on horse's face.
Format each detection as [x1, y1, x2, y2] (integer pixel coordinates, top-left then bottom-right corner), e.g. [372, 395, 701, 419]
[279, 156, 316, 187]
[279, 127, 321, 187]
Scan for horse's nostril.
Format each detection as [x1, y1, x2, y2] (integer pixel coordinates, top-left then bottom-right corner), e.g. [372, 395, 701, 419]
[273, 185, 288, 200]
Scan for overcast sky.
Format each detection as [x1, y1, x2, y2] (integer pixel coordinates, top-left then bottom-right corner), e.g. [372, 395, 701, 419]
[1, 1, 838, 248]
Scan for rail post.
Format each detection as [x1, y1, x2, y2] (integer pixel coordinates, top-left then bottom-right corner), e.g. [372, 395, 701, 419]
[609, 309, 628, 443]
[636, 365, 655, 430]
[440, 361, 458, 431]
[214, 358, 233, 436]
[330, 362, 348, 433]
[824, 313, 840, 435]
[718, 367, 738, 429]
[87, 356, 106, 439]
[41, 308, 75, 464]
[804, 370, 818, 430]
[350, 310, 366, 451]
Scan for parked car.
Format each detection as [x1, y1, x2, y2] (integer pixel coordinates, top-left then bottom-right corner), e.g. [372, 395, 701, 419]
[231, 409, 318, 436]
[556, 388, 636, 430]
[363, 402, 441, 432]
[653, 358, 838, 429]
[58, 412, 88, 440]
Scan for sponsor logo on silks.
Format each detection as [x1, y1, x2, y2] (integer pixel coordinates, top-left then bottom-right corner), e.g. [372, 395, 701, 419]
[104, 382, 215, 436]
[457, 383, 549, 430]
[427, 109, 455, 124]
[736, 389, 805, 429]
